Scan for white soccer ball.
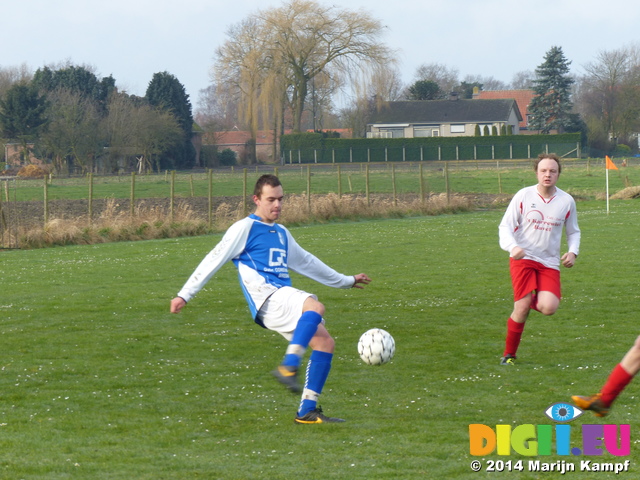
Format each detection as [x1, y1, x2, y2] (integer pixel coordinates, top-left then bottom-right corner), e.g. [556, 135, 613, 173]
[357, 328, 395, 365]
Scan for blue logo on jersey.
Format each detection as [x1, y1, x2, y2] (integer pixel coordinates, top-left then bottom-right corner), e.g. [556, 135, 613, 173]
[269, 248, 287, 267]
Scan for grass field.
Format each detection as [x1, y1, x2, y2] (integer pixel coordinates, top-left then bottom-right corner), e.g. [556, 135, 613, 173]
[5, 159, 640, 202]
[1, 198, 639, 479]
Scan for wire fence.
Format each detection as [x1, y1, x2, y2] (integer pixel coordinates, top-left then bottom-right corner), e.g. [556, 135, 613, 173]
[1, 157, 637, 249]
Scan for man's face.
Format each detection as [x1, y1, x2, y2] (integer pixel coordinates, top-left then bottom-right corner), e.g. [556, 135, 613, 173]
[536, 158, 560, 189]
[253, 184, 283, 222]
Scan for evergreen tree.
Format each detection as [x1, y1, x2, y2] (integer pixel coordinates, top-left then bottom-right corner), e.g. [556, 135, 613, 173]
[407, 80, 442, 100]
[529, 46, 575, 133]
[145, 72, 195, 169]
[33, 65, 115, 114]
[0, 83, 48, 162]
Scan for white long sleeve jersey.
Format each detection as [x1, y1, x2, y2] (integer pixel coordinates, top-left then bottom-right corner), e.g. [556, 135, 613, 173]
[498, 185, 581, 269]
[177, 214, 355, 323]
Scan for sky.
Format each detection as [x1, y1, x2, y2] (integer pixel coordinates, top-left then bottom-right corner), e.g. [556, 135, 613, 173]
[5, 0, 640, 112]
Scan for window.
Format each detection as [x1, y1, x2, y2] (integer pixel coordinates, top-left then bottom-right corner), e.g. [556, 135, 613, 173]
[379, 128, 404, 138]
[450, 124, 465, 134]
[414, 125, 440, 137]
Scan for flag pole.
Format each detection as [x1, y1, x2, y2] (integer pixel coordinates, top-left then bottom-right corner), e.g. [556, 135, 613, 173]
[604, 155, 618, 214]
[606, 166, 610, 214]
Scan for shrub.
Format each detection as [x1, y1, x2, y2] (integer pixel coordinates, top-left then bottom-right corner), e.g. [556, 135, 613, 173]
[17, 164, 48, 178]
[218, 148, 237, 166]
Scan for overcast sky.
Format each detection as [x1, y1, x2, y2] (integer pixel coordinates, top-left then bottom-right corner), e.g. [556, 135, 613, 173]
[5, 0, 640, 111]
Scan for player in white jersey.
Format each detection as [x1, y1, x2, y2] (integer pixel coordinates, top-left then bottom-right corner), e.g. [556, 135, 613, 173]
[498, 153, 581, 365]
[170, 174, 371, 424]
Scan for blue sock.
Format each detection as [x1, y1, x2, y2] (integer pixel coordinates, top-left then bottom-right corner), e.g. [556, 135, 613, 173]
[282, 311, 322, 368]
[298, 350, 333, 416]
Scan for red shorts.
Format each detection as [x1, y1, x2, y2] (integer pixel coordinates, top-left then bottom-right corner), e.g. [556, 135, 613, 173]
[509, 258, 561, 302]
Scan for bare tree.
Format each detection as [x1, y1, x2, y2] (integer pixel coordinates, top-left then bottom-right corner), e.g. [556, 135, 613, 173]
[39, 88, 101, 174]
[194, 83, 239, 132]
[510, 70, 535, 90]
[214, 16, 275, 162]
[577, 44, 640, 148]
[214, 0, 394, 135]
[412, 63, 459, 97]
[461, 74, 508, 92]
[0, 64, 32, 99]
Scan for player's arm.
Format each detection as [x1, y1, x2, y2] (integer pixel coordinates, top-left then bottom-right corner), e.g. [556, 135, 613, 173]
[351, 273, 372, 289]
[563, 200, 581, 266]
[286, 229, 365, 289]
[171, 220, 250, 312]
[498, 193, 524, 257]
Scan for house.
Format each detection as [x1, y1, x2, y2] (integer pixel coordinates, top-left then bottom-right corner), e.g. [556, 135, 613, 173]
[4, 143, 41, 168]
[203, 128, 352, 164]
[367, 96, 522, 139]
[474, 89, 535, 132]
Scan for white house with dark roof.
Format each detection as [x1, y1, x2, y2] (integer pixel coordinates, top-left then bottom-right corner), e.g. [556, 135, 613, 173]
[367, 97, 522, 138]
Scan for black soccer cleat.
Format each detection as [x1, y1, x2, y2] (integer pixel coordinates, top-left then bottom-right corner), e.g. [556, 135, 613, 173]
[500, 354, 516, 365]
[294, 406, 346, 424]
[271, 365, 302, 393]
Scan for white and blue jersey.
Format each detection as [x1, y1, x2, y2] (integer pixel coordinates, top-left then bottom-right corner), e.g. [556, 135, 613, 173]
[177, 214, 355, 323]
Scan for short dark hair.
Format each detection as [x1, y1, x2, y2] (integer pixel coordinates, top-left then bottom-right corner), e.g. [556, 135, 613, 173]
[534, 153, 561, 174]
[253, 174, 282, 197]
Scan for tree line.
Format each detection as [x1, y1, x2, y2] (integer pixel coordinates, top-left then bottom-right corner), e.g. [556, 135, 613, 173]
[3, 0, 640, 172]
[0, 64, 195, 175]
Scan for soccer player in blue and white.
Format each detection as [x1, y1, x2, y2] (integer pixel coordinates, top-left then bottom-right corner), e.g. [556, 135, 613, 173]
[170, 174, 371, 424]
[498, 153, 581, 365]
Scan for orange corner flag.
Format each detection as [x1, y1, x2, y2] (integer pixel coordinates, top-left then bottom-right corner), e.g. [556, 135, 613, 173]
[606, 156, 619, 170]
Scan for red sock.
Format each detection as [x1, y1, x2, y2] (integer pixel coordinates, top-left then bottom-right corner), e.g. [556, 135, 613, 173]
[600, 364, 634, 407]
[504, 318, 525, 357]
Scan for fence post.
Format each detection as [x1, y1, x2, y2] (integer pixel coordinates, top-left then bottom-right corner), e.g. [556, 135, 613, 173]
[208, 168, 213, 229]
[365, 164, 370, 206]
[392, 163, 397, 206]
[444, 161, 450, 206]
[130, 172, 136, 218]
[337, 164, 342, 198]
[419, 163, 425, 203]
[307, 165, 312, 213]
[43, 175, 49, 227]
[170, 171, 176, 222]
[243, 168, 248, 217]
[88, 173, 94, 226]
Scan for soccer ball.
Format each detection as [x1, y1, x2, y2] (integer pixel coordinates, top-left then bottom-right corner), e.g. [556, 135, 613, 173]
[357, 328, 395, 365]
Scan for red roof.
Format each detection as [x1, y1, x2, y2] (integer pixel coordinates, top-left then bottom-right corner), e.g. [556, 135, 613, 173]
[477, 90, 534, 129]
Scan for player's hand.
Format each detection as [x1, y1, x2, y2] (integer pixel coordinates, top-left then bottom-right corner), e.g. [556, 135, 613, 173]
[170, 297, 186, 313]
[510, 246, 526, 260]
[561, 252, 576, 268]
[352, 273, 371, 289]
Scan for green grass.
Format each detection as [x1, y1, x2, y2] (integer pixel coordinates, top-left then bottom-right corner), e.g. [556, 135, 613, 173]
[7, 160, 640, 201]
[0, 199, 639, 478]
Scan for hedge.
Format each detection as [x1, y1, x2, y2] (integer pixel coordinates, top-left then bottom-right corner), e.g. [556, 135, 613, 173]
[280, 133, 582, 163]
